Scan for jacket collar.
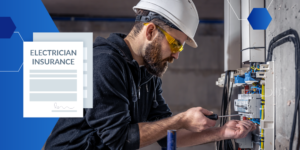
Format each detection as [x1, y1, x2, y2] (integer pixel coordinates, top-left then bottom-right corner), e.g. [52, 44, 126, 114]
[107, 33, 134, 62]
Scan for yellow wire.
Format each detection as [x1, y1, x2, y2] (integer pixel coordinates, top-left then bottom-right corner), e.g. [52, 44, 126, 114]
[251, 66, 261, 70]
[261, 85, 265, 149]
[262, 105, 265, 120]
[262, 84, 265, 120]
[262, 84, 265, 100]
[261, 129, 264, 149]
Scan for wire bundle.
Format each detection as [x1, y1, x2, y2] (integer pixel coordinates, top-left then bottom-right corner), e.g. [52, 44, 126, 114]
[266, 29, 300, 150]
[216, 71, 235, 150]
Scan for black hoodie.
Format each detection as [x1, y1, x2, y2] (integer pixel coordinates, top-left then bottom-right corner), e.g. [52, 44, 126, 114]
[44, 33, 172, 150]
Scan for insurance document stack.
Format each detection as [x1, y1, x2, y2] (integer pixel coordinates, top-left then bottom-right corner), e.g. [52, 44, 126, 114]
[23, 42, 83, 117]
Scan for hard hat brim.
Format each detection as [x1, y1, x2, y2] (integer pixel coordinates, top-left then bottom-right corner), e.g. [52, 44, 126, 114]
[186, 37, 198, 48]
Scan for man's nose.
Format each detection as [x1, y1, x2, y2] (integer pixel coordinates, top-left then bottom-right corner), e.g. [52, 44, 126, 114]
[171, 52, 180, 59]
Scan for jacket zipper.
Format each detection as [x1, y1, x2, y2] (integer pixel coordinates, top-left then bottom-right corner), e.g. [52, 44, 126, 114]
[146, 84, 149, 92]
[138, 86, 141, 99]
[132, 59, 154, 99]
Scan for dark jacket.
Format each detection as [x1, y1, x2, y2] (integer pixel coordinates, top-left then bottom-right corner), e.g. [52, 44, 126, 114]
[44, 33, 172, 150]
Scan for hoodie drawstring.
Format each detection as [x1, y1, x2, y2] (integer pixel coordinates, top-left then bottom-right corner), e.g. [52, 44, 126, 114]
[152, 78, 158, 108]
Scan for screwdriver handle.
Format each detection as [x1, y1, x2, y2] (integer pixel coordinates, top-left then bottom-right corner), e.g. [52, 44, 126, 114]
[205, 114, 218, 120]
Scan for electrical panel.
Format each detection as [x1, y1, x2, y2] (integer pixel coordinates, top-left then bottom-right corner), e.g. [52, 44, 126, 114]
[221, 0, 280, 149]
[222, 0, 299, 149]
[216, 62, 275, 150]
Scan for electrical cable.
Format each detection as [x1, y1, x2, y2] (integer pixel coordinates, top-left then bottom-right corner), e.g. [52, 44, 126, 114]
[225, 71, 234, 150]
[266, 28, 300, 150]
[217, 71, 235, 150]
[217, 71, 228, 150]
[267, 36, 298, 62]
[241, 47, 265, 51]
[266, 29, 300, 62]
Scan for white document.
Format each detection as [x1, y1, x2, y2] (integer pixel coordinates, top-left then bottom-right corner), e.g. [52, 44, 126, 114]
[33, 33, 93, 108]
[23, 42, 83, 117]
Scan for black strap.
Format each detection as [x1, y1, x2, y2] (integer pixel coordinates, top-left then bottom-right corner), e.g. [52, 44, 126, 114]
[135, 11, 182, 32]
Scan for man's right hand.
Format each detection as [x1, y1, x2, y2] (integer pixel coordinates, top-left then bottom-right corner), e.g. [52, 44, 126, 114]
[180, 107, 216, 132]
[220, 120, 256, 140]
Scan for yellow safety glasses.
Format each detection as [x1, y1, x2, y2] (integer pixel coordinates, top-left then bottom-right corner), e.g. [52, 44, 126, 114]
[144, 23, 184, 53]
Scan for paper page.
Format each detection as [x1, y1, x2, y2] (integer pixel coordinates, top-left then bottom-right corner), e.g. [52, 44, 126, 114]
[23, 42, 83, 117]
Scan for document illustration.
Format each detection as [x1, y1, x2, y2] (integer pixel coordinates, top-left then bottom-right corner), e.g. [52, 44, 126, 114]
[23, 42, 83, 117]
[33, 32, 93, 108]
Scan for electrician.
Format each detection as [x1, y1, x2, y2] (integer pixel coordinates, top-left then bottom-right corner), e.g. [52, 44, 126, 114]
[44, 0, 256, 149]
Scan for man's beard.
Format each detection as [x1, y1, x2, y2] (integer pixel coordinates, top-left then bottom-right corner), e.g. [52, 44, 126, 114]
[143, 35, 174, 77]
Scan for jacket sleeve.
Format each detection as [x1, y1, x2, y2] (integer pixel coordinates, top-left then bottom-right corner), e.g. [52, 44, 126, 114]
[147, 78, 172, 148]
[85, 52, 139, 150]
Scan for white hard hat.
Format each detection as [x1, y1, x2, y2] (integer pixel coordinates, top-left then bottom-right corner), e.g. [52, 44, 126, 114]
[133, 0, 199, 48]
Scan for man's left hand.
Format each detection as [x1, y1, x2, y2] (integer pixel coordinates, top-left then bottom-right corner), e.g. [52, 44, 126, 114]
[220, 120, 256, 139]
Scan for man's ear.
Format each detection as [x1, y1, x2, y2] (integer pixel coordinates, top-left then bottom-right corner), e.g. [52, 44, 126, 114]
[145, 23, 157, 42]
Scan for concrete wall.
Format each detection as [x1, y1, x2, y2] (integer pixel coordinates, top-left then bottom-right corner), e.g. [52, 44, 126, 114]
[54, 20, 224, 150]
[265, 0, 300, 149]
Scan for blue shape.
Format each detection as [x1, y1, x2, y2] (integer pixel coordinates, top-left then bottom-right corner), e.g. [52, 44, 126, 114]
[0, 17, 16, 38]
[247, 8, 272, 30]
[235, 75, 245, 84]
[245, 72, 257, 82]
[250, 118, 260, 124]
[0, 0, 59, 149]
[167, 130, 177, 150]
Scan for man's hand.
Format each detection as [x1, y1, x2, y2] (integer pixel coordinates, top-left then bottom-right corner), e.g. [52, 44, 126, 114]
[220, 120, 256, 139]
[180, 107, 216, 132]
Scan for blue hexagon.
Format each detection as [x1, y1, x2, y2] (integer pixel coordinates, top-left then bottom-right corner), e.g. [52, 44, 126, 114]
[0, 17, 16, 38]
[248, 8, 272, 30]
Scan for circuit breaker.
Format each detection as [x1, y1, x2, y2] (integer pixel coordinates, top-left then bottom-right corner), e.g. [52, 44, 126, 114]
[234, 94, 261, 118]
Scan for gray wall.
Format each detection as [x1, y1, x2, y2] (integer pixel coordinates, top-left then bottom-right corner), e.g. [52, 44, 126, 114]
[54, 20, 224, 150]
[43, 0, 224, 20]
[266, 0, 300, 149]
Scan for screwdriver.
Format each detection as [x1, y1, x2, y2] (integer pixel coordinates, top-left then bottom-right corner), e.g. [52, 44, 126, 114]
[205, 114, 242, 120]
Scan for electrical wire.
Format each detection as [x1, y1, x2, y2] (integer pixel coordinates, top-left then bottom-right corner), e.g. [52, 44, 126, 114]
[217, 71, 235, 150]
[241, 47, 266, 51]
[266, 29, 300, 150]
[217, 71, 229, 150]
